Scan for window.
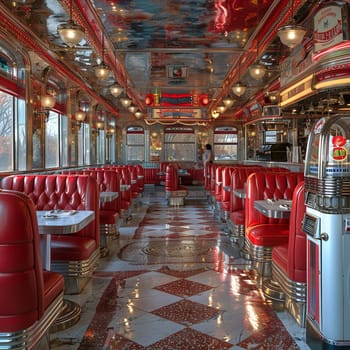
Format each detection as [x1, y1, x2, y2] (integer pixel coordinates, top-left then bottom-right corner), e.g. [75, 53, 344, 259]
[96, 130, 105, 164]
[16, 98, 26, 170]
[126, 126, 145, 162]
[0, 90, 14, 170]
[213, 126, 238, 161]
[164, 126, 195, 161]
[45, 111, 59, 168]
[78, 123, 90, 165]
[60, 115, 68, 166]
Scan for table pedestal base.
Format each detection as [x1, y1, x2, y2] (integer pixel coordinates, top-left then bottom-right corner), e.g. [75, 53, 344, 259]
[50, 299, 81, 333]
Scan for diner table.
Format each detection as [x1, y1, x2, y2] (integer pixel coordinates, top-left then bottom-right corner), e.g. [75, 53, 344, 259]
[254, 199, 292, 219]
[233, 188, 246, 199]
[120, 184, 131, 191]
[36, 209, 95, 331]
[99, 191, 119, 205]
[37, 209, 95, 271]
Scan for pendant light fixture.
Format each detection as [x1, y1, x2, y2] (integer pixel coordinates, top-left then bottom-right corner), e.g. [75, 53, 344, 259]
[57, 0, 85, 47]
[277, 0, 306, 49]
[109, 52, 123, 97]
[223, 96, 235, 109]
[109, 83, 123, 97]
[248, 41, 266, 80]
[232, 56, 247, 97]
[94, 33, 111, 80]
[120, 85, 132, 108]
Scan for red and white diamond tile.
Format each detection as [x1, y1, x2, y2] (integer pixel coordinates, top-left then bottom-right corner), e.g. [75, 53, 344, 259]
[52, 187, 310, 350]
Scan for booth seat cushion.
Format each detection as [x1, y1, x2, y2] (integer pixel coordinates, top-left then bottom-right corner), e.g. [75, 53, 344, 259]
[51, 236, 97, 261]
[229, 210, 244, 225]
[271, 244, 288, 274]
[246, 223, 289, 246]
[100, 210, 119, 225]
[43, 271, 64, 310]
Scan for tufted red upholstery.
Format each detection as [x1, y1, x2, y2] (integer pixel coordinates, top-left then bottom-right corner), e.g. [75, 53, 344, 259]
[0, 189, 63, 335]
[245, 171, 304, 246]
[272, 181, 306, 282]
[83, 169, 120, 225]
[1, 175, 100, 262]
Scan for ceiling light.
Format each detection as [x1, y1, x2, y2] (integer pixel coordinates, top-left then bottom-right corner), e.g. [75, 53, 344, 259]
[223, 96, 235, 108]
[41, 94, 56, 108]
[94, 32, 110, 80]
[211, 110, 220, 119]
[120, 96, 132, 108]
[96, 120, 104, 130]
[277, 25, 306, 49]
[75, 110, 86, 122]
[248, 63, 266, 80]
[109, 83, 123, 97]
[128, 106, 138, 113]
[217, 105, 226, 114]
[135, 111, 144, 119]
[94, 62, 110, 80]
[57, 0, 85, 47]
[232, 82, 246, 97]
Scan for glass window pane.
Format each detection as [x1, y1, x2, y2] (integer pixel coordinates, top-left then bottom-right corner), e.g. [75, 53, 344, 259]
[97, 130, 105, 164]
[45, 111, 59, 168]
[164, 143, 195, 161]
[164, 127, 195, 161]
[17, 98, 26, 170]
[60, 115, 68, 166]
[127, 127, 145, 162]
[0, 91, 14, 171]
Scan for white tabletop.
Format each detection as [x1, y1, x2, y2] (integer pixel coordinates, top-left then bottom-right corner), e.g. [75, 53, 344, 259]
[233, 188, 245, 198]
[99, 191, 119, 204]
[37, 210, 95, 235]
[254, 199, 292, 219]
[120, 184, 131, 191]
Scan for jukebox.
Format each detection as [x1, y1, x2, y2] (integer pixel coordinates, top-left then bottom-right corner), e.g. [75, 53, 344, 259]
[303, 115, 350, 349]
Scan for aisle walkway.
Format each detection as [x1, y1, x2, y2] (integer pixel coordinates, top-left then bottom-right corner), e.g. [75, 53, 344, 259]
[52, 186, 310, 349]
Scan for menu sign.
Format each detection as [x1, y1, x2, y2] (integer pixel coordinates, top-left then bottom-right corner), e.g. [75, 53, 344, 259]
[314, 4, 349, 53]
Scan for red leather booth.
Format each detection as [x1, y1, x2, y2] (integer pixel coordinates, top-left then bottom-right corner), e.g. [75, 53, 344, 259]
[1, 174, 100, 295]
[263, 181, 307, 326]
[0, 189, 64, 349]
[165, 164, 188, 206]
[83, 169, 121, 256]
[244, 171, 304, 276]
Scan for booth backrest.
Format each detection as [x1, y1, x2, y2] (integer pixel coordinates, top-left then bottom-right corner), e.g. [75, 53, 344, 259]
[165, 164, 178, 191]
[287, 181, 306, 281]
[1, 174, 99, 242]
[230, 166, 266, 213]
[245, 171, 304, 227]
[83, 169, 120, 212]
[221, 166, 235, 204]
[0, 189, 45, 332]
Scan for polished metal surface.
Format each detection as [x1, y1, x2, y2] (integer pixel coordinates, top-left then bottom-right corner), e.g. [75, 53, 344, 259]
[0, 0, 312, 121]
